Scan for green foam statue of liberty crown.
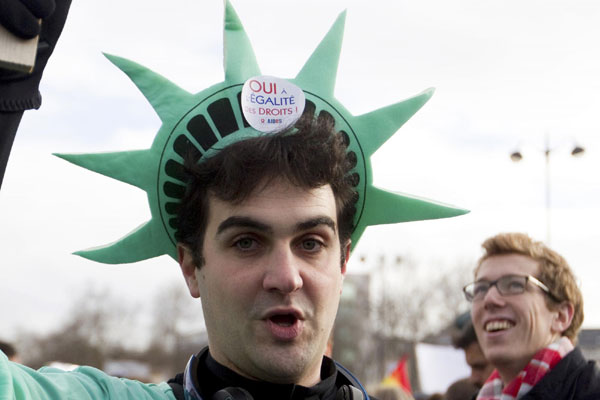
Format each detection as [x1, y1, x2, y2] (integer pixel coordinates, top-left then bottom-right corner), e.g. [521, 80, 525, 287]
[56, 1, 468, 264]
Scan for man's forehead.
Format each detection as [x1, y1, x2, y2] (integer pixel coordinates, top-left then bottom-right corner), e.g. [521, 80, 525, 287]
[208, 178, 335, 203]
[476, 253, 539, 279]
[206, 182, 339, 233]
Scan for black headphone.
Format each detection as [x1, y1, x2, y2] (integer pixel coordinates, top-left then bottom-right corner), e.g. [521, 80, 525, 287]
[211, 387, 253, 400]
[210, 384, 364, 400]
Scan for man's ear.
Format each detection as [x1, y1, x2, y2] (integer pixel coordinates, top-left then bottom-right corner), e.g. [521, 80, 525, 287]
[341, 240, 351, 277]
[552, 301, 574, 335]
[177, 244, 201, 298]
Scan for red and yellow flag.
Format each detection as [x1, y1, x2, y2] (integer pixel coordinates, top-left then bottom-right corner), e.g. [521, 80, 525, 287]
[381, 355, 412, 394]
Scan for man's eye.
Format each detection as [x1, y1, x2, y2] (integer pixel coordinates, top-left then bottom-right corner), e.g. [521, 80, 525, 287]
[507, 280, 525, 291]
[235, 238, 257, 250]
[473, 283, 488, 295]
[301, 239, 323, 252]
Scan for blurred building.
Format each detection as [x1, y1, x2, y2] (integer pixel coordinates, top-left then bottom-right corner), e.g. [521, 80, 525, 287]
[578, 329, 600, 361]
[333, 273, 419, 391]
[333, 273, 372, 382]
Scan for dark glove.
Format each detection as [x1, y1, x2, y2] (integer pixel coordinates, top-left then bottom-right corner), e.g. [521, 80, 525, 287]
[0, 0, 56, 39]
[0, 0, 70, 190]
[0, 0, 70, 111]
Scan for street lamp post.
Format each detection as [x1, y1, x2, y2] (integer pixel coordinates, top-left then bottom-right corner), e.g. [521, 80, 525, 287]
[510, 134, 584, 244]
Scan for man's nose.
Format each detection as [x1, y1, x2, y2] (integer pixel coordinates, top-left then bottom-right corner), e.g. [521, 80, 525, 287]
[262, 245, 303, 293]
[482, 283, 505, 308]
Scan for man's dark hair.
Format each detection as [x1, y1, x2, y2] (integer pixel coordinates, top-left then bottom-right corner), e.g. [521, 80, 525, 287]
[451, 315, 478, 350]
[445, 378, 479, 400]
[175, 111, 358, 267]
[0, 340, 16, 359]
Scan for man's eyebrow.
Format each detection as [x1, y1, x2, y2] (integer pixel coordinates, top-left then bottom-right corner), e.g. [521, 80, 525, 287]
[296, 217, 336, 233]
[216, 216, 273, 236]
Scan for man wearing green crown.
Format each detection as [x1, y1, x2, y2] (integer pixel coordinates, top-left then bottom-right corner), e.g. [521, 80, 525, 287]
[0, 2, 466, 399]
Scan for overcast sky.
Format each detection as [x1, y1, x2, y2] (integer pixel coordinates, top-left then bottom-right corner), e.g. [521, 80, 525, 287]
[2, 0, 600, 342]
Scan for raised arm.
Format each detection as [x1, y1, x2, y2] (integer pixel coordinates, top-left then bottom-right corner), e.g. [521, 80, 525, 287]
[1, 351, 176, 400]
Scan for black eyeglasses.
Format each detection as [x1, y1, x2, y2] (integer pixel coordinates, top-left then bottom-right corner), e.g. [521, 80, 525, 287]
[463, 274, 557, 302]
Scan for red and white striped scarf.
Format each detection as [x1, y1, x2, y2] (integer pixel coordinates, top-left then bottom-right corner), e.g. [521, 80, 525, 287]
[476, 337, 573, 400]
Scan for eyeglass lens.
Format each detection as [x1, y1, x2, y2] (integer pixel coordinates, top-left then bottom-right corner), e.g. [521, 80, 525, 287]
[469, 275, 528, 300]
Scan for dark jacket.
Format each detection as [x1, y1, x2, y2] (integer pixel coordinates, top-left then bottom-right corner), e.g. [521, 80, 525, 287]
[520, 347, 600, 400]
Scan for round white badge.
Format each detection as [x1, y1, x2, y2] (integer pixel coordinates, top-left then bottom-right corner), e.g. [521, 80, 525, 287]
[241, 76, 306, 133]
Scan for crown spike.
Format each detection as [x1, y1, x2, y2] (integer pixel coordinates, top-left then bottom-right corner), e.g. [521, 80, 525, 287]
[364, 186, 468, 227]
[354, 88, 434, 157]
[103, 53, 194, 123]
[294, 11, 346, 96]
[223, 0, 261, 83]
[54, 150, 155, 190]
[74, 221, 174, 264]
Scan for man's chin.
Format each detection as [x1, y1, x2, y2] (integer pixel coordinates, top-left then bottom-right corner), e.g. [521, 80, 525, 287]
[482, 342, 509, 361]
[252, 344, 318, 383]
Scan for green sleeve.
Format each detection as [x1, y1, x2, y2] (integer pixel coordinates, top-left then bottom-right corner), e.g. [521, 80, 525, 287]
[1, 351, 176, 400]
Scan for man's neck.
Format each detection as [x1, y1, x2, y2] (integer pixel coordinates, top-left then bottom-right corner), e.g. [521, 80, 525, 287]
[496, 336, 563, 384]
[195, 348, 340, 400]
[496, 360, 529, 386]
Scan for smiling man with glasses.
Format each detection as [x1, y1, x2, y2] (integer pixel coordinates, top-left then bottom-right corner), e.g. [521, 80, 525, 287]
[464, 232, 600, 400]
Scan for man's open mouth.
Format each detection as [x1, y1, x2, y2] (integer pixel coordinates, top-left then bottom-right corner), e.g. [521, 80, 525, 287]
[264, 309, 304, 340]
[485, 319, 515, 332]
[269, 314, 298, 327]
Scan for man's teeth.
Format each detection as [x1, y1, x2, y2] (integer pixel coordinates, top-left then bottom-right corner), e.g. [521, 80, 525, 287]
[485, 320, 514, 332]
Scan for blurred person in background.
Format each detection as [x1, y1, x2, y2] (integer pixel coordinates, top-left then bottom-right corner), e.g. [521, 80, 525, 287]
[451, 312, 493, 389]
[370, 385, 414, 400]
[443, 378, 478, 400]
[464, 232, 600, 399]
[0, 340, 20, 363]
